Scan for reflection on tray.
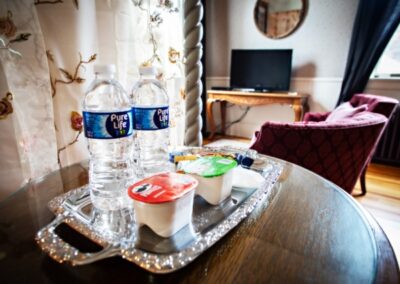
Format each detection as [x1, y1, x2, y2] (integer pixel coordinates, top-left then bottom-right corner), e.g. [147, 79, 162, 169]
[62, 186, 257, 254]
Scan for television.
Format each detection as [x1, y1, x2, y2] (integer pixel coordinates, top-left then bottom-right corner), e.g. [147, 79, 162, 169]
[230, 49, 292, 92]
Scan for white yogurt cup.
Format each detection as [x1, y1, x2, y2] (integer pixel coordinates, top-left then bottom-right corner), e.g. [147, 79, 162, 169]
[128, 172, 198, 238]
[180, 156, 238, 205]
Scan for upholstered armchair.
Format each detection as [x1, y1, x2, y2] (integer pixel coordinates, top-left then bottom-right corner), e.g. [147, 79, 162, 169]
[250, 94, 399, 195]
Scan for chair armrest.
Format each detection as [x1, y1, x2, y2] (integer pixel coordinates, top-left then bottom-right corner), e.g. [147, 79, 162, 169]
[303, 111, 330, 122]
[351, 94, 399, 118]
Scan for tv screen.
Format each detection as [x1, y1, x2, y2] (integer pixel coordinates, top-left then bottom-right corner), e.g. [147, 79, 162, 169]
[230, 49, 292, 91]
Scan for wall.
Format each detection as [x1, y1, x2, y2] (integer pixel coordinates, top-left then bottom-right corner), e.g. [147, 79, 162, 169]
[205, 0, 359, 137]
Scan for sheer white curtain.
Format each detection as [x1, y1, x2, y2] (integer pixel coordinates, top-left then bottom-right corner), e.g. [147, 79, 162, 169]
[0, 0, 185, 200]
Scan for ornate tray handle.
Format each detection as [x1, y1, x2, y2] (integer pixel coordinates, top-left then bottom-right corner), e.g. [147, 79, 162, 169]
[35, 213, 119, 265]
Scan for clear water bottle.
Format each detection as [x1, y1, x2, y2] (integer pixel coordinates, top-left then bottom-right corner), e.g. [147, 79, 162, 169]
[83, 64, 135, 211]
[131, 66, 170, 176]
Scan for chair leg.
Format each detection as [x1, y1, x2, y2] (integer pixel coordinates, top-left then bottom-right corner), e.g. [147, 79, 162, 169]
[360, 166, 368, 196]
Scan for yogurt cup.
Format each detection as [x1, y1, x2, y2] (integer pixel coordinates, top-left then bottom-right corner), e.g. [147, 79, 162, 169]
[180, 156, 238, 205]
[127, 172, 198, 238]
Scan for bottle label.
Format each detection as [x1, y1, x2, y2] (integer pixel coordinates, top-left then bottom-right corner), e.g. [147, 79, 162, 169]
[132, 106, 169, 130]
[83, 110, 133, 139]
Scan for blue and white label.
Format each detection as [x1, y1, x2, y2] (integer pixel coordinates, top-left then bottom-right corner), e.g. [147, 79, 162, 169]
[83, 110, 133, 139]
[132, 106, 169, 130]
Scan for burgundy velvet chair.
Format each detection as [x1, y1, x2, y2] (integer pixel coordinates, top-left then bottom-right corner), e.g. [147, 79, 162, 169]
[249, 94, 399, 195]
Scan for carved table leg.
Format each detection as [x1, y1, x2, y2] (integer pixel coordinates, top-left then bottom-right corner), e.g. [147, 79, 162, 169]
[220, 101, 227, 136]
[207, 99, 216, 139]
[292, 102, 304, 121]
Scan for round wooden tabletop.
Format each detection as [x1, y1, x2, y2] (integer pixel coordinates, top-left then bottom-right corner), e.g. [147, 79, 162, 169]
[0, 157, 398, 283]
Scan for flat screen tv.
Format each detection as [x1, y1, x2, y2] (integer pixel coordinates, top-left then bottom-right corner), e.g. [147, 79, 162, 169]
[230, 49, 292, 92]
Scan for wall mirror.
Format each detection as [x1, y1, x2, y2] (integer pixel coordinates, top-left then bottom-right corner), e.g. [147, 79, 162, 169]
[254, 0, 307, 39]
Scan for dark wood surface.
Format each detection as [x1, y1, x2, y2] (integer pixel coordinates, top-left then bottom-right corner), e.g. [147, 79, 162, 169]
[0, 158, 399, 284]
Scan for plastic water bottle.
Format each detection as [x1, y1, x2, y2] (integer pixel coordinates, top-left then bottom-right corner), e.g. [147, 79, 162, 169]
[83, 64, 135, 211]
[131, 66, 170, 176]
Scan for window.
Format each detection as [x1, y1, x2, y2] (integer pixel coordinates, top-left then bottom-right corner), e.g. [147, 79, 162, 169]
[372, 24, 400, 78]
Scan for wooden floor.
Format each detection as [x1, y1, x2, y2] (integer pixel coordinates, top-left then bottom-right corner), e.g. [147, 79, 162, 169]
[203, 136, 400, 267]
[353, 163, 400, 267]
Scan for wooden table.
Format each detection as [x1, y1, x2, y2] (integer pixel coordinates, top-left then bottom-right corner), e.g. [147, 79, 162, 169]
[0, 156, 398, 283]
[206, 90, 308, 138]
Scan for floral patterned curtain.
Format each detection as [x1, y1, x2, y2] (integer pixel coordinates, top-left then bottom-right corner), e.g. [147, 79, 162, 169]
[0, 0, 185, 200]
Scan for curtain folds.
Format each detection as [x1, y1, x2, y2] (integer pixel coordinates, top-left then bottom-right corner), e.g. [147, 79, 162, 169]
[0, 0, 184, 200]
[337, 0, 400, 105]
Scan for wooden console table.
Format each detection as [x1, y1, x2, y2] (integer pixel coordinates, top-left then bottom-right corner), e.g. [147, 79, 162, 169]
[206, 90, 308, 138]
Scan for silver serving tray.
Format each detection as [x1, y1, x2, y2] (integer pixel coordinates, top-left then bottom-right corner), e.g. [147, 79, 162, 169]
[36, 147, 283, 273]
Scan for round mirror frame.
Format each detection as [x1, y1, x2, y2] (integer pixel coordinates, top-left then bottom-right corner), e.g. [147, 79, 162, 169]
[254, 0, 307, 39]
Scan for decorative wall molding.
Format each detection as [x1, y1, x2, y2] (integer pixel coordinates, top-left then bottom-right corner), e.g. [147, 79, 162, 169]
[366, 79, 400, 100]
[205, 76, 400, 138]
[206, 77, 400, 94]
[206, 76, 343, 86]
[293, 77, 343, 83]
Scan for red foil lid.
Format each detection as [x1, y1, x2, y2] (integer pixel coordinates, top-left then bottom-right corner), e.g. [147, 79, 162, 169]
[127, 172, 198, 204]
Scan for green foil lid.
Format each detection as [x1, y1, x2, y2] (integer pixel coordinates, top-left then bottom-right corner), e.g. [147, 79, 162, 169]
[181, 156, 238, 178]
